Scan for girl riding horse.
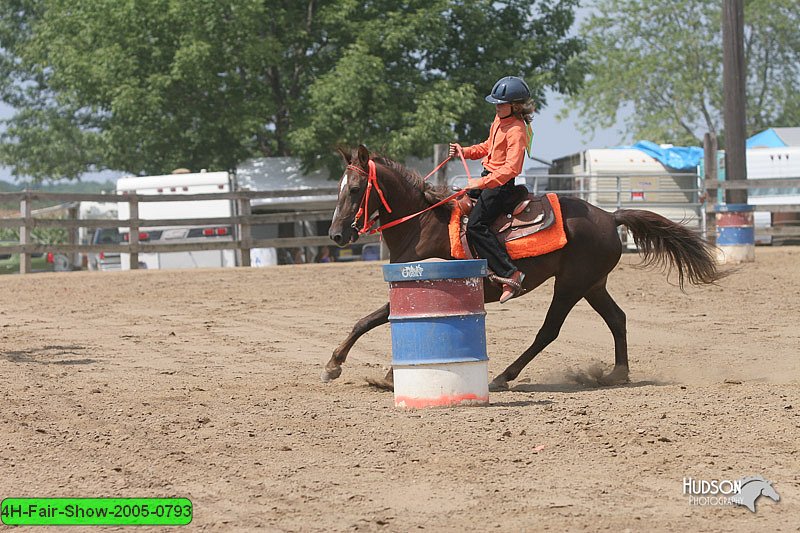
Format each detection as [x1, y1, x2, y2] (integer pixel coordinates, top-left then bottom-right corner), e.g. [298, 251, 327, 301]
[450, 75, 535, 303]
[324, 144, 725, 391]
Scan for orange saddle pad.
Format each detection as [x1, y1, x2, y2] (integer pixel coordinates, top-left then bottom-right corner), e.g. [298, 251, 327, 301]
[449, 192, 567, 260]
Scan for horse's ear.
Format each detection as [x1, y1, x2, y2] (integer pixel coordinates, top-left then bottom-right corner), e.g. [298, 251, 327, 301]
[336, 146, 351, 164]
[357, 144, 370, 167]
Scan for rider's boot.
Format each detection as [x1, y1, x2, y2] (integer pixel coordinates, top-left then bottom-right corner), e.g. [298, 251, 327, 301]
[499, 270, 525, 304]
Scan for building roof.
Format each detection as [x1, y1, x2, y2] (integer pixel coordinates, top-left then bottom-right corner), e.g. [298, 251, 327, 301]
[237, 157, 333, 191]
[236, 155, 488, 194]
[746, 127, 800, 149]
[236, 157, 336, 210]
[773, 127, 800, 146]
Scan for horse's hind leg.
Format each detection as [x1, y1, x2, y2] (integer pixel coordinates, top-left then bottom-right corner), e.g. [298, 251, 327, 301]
[583, 281, 629, 385]
[490, 281, 585, 391]
[321, 303, 390, 382]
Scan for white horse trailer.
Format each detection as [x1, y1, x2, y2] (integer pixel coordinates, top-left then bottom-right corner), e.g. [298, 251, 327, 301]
[745, 147, 800, 244]
[117, 171, 238, 270]
[553, 149, 701, 220]
[551, 149, 702, 249]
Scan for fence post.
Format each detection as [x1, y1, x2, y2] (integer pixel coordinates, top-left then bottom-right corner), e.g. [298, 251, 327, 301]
[129, 195, 139, 270]
[19, 191, 31, 274]
[615, 175, 626, 245]
[433, 144, 449, 189]
[238, 196, 252, 267]
[67, 204, 79, 270]
[722, 0, 748, 205]
[703, 132, 718, 244]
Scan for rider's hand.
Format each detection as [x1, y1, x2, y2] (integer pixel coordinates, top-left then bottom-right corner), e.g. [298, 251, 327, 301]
[466, 178, 484, 190]
[449, 143, 461, 158]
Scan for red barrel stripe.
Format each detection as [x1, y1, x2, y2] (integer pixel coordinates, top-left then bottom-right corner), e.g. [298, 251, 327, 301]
[388, 278, 484, 317]
[394, 392, 489, 409]
[716, 211, 754, 227]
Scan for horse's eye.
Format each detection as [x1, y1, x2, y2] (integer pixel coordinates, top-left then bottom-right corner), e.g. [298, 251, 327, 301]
[349, 186, 360, 195]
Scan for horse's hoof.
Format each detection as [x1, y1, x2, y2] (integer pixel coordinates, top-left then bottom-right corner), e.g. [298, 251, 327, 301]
[599, 366, 630, 386]
[489, 377, 509, 392]
[321, 365, 342, 383]
[365, 376, 394, 391]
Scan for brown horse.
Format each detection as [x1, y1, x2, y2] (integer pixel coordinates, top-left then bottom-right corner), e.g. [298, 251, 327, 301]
[323, 145, 723, 391]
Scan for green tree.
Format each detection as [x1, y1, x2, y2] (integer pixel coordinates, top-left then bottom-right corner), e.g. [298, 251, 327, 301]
[291, 0, 586, 173]
[1, 0, 585, 181]
[564, 0, 800, 146]
[1, 0, 276, 178]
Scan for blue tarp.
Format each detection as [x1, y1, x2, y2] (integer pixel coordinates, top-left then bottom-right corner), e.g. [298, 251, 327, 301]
[618, 140, 703, 171]
[746, 128, 788, 149]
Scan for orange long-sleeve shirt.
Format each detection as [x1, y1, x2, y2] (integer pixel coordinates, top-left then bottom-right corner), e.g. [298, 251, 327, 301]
[462, 114, 527, 189]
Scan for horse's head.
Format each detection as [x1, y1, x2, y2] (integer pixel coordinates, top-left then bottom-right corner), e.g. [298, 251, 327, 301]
[760, 481, 780, 502]
[329, 144, 371, 247]
[734, 476, 781, 512]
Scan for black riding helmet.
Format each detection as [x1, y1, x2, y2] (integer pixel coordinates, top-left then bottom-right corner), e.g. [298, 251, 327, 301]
[485, 76, 531, 104]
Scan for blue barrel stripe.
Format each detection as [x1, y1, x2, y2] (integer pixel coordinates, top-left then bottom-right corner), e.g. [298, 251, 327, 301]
[383, 259, 487, 282]
[714, 203, 756, 213]
[390, 314, 488, 365]
[716, 226, 755, 245]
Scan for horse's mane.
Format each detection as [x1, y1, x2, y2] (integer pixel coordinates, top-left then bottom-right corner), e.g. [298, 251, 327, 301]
[739, 476, 769, 487]
[371, 153, 453, 212]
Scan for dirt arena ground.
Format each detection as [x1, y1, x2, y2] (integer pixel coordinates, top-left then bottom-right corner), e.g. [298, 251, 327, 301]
[1, 247, 798, 532]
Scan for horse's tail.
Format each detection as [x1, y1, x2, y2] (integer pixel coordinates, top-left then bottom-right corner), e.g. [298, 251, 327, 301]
[614, 209, 725, 290]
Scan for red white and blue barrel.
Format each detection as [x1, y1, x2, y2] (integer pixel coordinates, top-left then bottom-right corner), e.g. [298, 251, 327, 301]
[383, 259, 489, 409]
[715, 204, 755, 263]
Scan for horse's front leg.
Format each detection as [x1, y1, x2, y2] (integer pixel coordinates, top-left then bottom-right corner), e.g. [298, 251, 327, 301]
[321, 303, 390, 382]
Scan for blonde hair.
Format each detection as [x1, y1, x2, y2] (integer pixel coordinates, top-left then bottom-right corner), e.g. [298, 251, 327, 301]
[511, 99, 535, 124]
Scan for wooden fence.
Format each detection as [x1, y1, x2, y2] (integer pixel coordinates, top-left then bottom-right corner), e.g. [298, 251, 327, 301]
[0, 189, 378, 274]
[2, 178, 798, 273]
[703, 177, 800, 241]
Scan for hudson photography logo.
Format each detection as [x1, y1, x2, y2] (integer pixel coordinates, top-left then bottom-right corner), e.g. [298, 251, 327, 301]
[682, 475, 781, 512]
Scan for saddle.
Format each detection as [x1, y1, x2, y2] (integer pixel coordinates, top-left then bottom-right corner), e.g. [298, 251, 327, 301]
[456, 185, 557, 259]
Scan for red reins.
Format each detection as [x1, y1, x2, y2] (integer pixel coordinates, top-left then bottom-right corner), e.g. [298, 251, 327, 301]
[348, 145, 474, 235]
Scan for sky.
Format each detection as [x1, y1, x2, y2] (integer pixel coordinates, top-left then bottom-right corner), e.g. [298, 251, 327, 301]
[0, 6, 625, 182]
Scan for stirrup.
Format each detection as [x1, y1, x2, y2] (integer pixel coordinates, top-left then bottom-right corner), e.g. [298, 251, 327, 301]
[489, 272, 525, 303]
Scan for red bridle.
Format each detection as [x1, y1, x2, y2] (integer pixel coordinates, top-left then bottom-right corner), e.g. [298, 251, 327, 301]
[347, 160, 392, 235]
[345, 145, 474, 235]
